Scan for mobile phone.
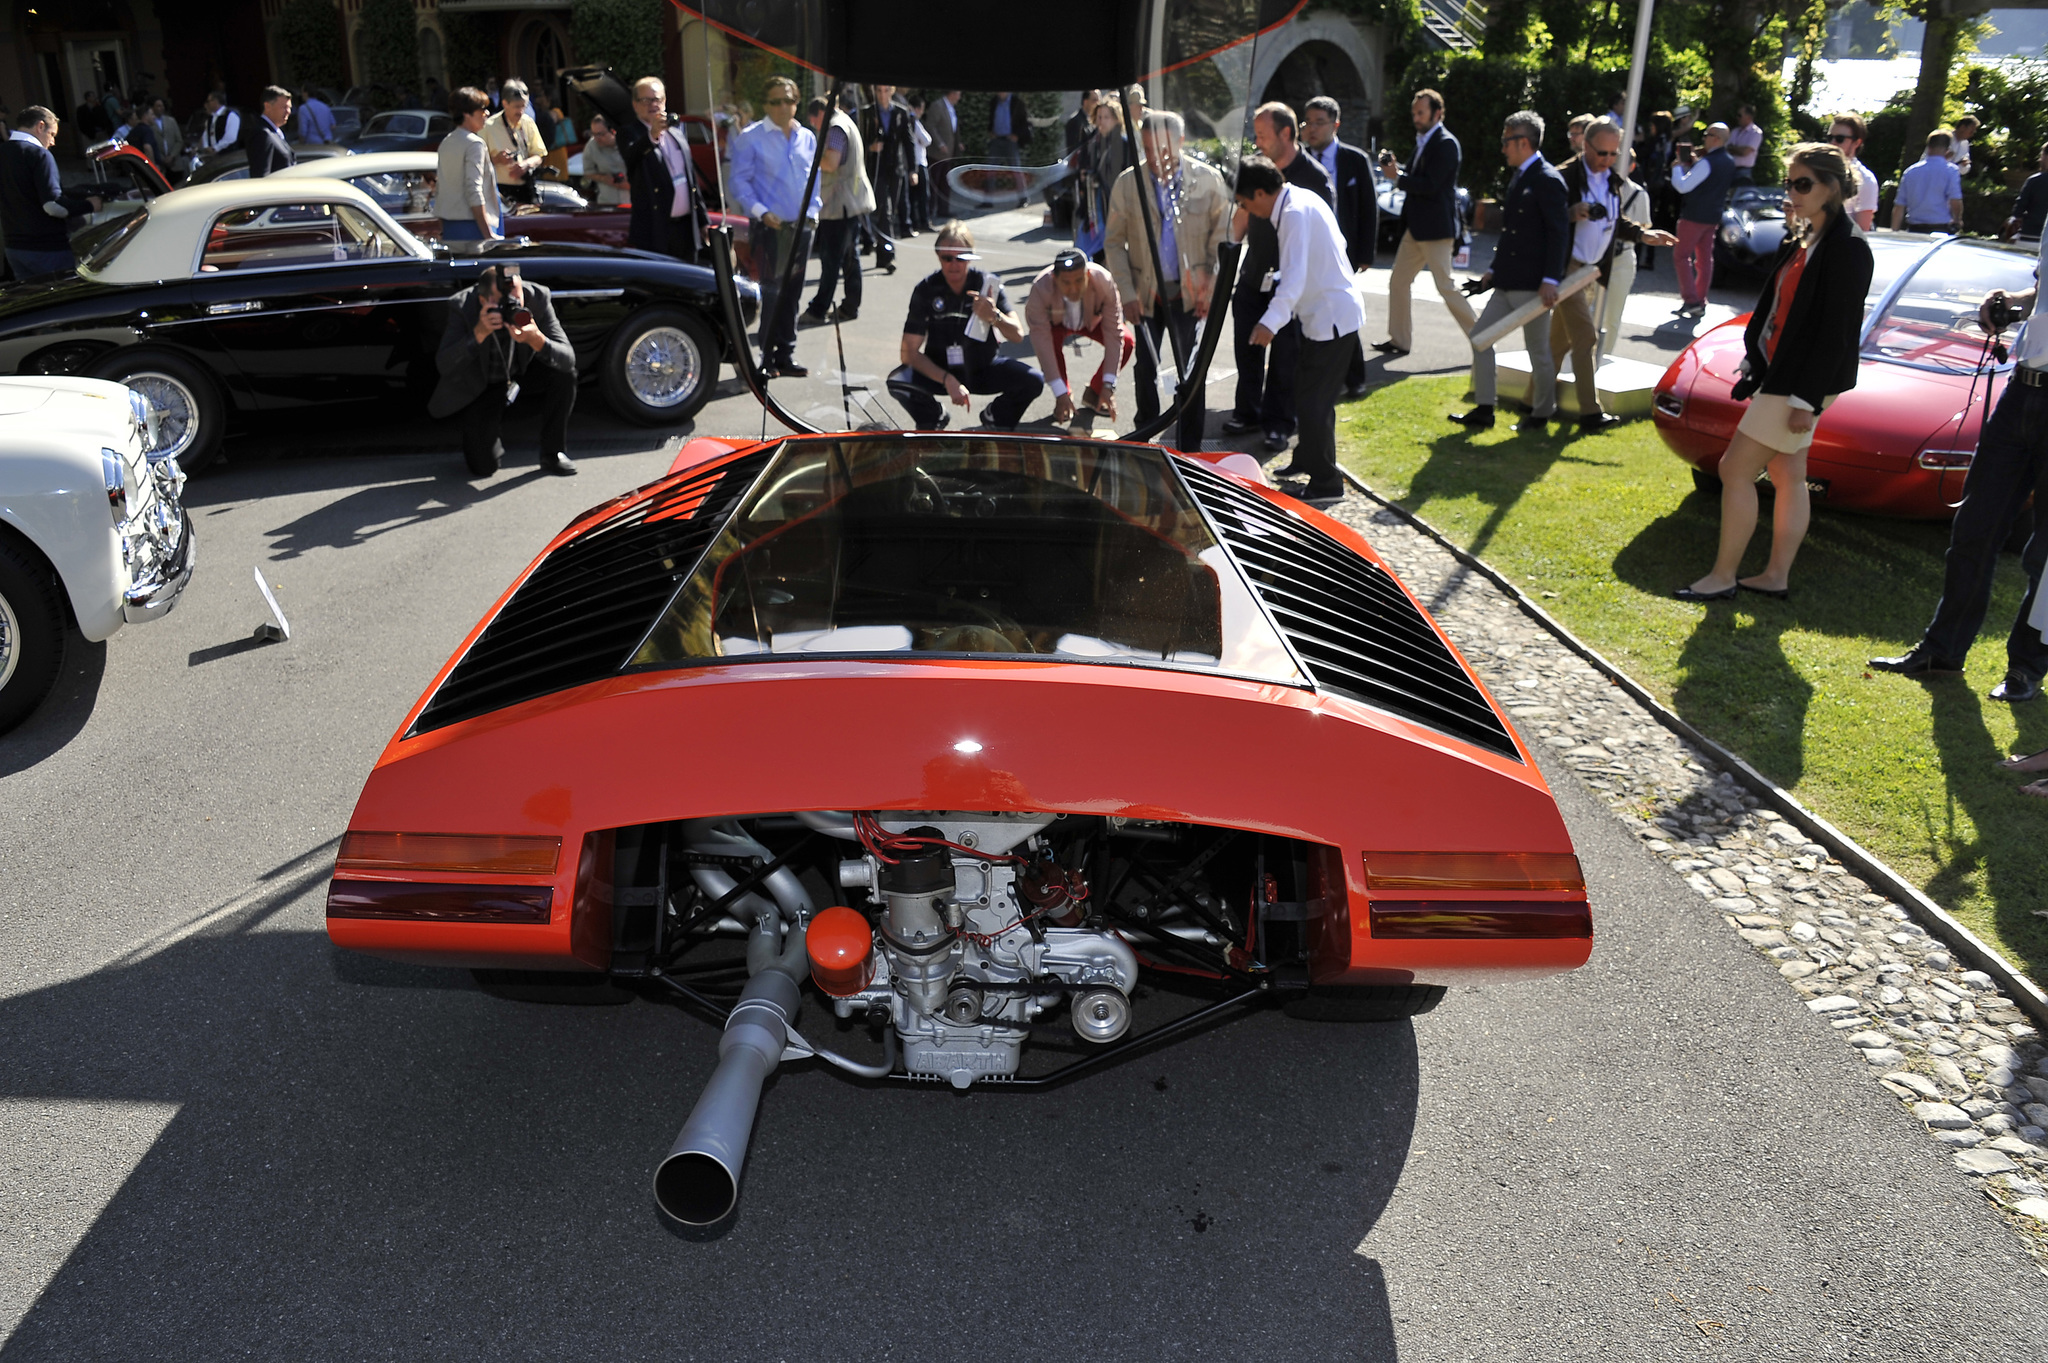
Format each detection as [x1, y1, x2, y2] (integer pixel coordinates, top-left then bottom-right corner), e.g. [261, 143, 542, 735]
[510, 307, 534, 328]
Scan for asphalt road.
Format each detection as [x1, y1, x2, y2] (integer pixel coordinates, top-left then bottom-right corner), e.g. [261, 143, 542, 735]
[4, 209, 2042, 1359]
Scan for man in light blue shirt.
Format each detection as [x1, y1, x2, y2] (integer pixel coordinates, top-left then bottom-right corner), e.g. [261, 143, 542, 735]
[297, 90, 335, 144]
[1893, 131, 1964, 233]
[729, 77, 821, 375]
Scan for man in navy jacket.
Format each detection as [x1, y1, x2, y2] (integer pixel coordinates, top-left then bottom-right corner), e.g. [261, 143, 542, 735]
[246, 86, 295, 177]
[1376, 88, 1475, 356]
[1449, 110, 1570, 432]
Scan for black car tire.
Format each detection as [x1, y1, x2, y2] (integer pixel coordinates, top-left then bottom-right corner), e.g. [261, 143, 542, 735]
[90, 349, 225, 472]
[0, 535, 68, 735]
[1282, 982, 1447, 1022]
[601, 308, 718, 426]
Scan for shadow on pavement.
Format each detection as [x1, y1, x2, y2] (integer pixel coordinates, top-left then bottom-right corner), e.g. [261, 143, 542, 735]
[0, 636, 105, 780]
[0, 899, 1417, 1360]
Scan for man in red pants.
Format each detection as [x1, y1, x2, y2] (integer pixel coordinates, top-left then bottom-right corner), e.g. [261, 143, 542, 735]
[1024, 247, 1134, 423]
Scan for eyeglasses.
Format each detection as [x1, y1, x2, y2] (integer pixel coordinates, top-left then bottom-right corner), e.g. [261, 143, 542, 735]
[1785, 175, 1820, 194]
[937, 251, 972, 262]
[1827, 133, 1854, 144]
[1501, 134, 1529, 146]
[1587, 146, 1617, 158]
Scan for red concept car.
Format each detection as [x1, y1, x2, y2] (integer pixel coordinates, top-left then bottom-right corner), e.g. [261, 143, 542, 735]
[1653, 232, 2038, 517]
[325, 0, 1592, 1228]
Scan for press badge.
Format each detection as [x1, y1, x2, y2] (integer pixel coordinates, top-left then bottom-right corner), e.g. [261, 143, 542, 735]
[946, 344, 965, 367]
[1261, 269, 1279, 291]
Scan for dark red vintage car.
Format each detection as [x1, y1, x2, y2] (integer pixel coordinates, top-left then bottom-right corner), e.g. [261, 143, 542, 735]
[1654, 232, 2038, 517]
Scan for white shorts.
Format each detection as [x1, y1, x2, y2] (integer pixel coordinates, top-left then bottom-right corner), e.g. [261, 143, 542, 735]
[1735, 392, 1834, 455]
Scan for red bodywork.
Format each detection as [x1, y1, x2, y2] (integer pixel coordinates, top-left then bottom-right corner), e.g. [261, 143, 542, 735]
[1651, 316, 1993, 519]
[328, 438, 1592, 989]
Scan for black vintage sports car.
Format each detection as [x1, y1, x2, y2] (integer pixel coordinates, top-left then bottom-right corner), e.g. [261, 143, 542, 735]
[0, 176, 753, 471]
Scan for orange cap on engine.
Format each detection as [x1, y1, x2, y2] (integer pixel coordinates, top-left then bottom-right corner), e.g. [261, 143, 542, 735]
[806, 905, 876, 997]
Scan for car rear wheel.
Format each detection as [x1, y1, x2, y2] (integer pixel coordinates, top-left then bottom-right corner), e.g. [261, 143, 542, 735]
[90, 350, 224, 472]
[601, 308, 717, 425]
[0, 537, 68, 734]
[1282, 983, 1447, 1022]
[1690, 467, 1720, 496]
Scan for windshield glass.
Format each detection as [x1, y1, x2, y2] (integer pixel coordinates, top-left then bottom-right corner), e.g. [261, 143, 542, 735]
[631, 438, 1304, 683]
[1862, 241, 2037, 371]
[77, 207, 150, 276]
[634, 0, 1285, 442]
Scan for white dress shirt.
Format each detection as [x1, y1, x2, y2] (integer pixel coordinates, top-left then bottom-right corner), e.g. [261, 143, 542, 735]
[1257, 185, 1366, 341]
[1571, 165, 1619, 263]
[2011, 234, 2048, 371]
[1410, 120, 1439, 174]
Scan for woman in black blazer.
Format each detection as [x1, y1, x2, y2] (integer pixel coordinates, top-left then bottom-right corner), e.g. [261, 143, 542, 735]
[1678, 143, 1874, 602]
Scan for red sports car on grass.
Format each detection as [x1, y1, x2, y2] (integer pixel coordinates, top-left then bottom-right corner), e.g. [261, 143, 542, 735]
[1654, 232, 2038, 517]
[324, 0, 1591, 1229]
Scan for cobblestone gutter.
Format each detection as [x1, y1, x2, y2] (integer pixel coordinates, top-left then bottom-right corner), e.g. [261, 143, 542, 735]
[1319, 486, 2048, 1267]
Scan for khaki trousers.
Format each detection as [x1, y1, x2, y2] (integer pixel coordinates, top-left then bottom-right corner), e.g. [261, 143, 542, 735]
[1386, 231, 1477, 350]
[1548, 268, 1602, 416]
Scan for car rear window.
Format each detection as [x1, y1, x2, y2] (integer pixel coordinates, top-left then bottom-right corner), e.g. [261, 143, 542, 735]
[77, 207, 149, 275]
[629, 439, 1305, 685]
[200, 201, 415, 270]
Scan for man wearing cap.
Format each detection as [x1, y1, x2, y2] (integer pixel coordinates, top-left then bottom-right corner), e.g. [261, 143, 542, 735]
[887, 221, 1043, 430]
[1670, 121, 1735, 318]
[1026, 248, 1132, 424]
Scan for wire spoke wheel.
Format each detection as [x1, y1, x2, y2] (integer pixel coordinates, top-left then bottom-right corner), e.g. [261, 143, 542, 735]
[625, 325, 702, 409]
[0, 588, 20, 696]
[124, 371, 201, 461]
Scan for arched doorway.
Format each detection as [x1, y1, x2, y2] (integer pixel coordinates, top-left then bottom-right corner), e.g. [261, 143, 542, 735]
[512, 15, 571, 101]
[417, 26, 446, 94]
[1260, 39, 1369, 129]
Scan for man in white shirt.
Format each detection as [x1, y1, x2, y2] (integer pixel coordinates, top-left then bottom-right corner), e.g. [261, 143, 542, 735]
[1950, 116, 1978, 174]
[197, 91, 239, 160]
[1235, 156, 1364, 504]
[1828, 113, 1879, 230]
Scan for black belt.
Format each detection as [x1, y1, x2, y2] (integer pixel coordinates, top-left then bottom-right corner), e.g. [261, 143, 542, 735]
[2014, 365, 2048, 388]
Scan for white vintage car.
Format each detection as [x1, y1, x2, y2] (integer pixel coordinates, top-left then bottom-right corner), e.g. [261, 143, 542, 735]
[0, 376, 193, 731]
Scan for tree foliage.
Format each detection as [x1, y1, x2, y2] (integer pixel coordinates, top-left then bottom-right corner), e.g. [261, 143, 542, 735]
[570, 0, 667, 90]
[438, 14, 500, 91]
[353, 0, 418, 94]
[274, 0, 345, 94]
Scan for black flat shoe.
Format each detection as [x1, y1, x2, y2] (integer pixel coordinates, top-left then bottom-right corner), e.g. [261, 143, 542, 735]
[1301, 482, 1345, 504]
[1343, 382, 1368, 398]
[776, 360, 809, 378]
[1447, 407, 1495, 429]
[539, 453, 578, 476]
[1738, 582, 1790, 600]
[1579, 412, 1624, 433]
[1271, 464, 1312, 480]
[1869, 649, 1965, 677]
[1673, 585, 1738, 602]
[1221, 415, 1260, 434]
[1371, 340, 1408, 355]
[1991, 670, 2043, 703]
[1516, 415, 1551, 432]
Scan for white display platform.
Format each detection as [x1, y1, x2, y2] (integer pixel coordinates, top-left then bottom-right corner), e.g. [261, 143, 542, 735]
[1484, 353, 1668, 418]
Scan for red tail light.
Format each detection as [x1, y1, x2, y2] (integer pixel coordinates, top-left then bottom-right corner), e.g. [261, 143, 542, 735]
[337, 832, 561, 876]
[1363, 851, 1589, 940]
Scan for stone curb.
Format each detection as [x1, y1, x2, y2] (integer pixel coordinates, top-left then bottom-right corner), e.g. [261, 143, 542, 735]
[1334, 465, 2048, 1033]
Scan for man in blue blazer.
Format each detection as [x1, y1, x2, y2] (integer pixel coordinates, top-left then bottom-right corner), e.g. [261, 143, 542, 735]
[1302, 96, 1377, 396]
[1375, 88, 1475, 356]
[246, 86, 295, 177]
[1448, 110, 1570, 432]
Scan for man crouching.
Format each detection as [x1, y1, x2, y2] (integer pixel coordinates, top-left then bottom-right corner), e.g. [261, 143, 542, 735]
[430, 263, 579, 477]
[1026, 247, 1133, 427]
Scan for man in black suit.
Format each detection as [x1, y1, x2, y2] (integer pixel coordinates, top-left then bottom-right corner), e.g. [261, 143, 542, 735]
[862, 83, 916, 250]
[1301, 96, 1376, 397]
[1448, 110, 1570, 432]
[1376, 88, 1475, 356]
[1224, 101, 1331, 452]
[246, 86, 295, 177]
[428, 264, 579, 478]
[623, 77, 710, 263]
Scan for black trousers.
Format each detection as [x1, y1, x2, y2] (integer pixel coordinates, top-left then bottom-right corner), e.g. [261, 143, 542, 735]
[1230, 288, 1299, 433]
[1133, 291, 1204, 450]
[809, 216, 862, 313]
[460, 363, 576, 468]
[887, 359, 1043, 429]
[753, 217, 813, 365]
[1919, 378, 2048, 679]
[1291, 332, 1357, 490]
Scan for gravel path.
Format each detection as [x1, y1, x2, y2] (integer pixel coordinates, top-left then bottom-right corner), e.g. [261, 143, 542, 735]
[1322, 492, 2048, 1269]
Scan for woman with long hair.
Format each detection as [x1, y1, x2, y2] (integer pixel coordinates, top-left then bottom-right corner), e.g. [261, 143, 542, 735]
[1073, 99, 1128, 261]
[1677, 143, 1874, 602]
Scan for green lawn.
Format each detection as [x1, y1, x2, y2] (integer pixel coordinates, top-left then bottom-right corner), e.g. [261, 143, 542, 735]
[1335, 374, 2048, 983]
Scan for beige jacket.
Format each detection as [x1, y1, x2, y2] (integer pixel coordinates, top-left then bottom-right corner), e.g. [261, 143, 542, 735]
[1023, 262, 1125, 383]
[1103, 155, 1231, 310]
[483, 110, 544, 186]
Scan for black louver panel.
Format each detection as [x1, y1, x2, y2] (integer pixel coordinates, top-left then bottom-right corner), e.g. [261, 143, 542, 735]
[1177, 461, 1518, 760]
[411, 453, 768, 734]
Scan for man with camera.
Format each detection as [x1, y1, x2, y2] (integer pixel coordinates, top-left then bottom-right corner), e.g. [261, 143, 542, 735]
[429, 264, 579, 479]
[1870, 275, 2048, 702]
[1670, 122, 1735, 318]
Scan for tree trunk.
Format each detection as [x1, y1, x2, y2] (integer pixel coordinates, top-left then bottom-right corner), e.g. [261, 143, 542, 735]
[1901, 0, 1966, 177]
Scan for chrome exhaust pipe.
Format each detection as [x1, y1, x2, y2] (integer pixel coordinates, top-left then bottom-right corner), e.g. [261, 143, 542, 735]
[653, 967, 799, 1225]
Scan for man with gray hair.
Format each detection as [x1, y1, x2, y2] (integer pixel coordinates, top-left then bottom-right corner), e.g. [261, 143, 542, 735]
[1448, 110, 1570, 432]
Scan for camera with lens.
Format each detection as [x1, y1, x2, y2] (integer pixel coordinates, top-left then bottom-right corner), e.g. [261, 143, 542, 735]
[1985, 294, 2023, 332]
[1584, 203, 1607, 220]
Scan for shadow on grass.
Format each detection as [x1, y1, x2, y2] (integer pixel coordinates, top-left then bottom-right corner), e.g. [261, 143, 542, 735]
[1925, 686, 2048, 954]
[1399, 419, 1614, 576]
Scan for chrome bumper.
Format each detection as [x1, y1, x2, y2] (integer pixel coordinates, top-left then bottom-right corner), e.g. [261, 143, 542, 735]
[121, 505, 194, 624]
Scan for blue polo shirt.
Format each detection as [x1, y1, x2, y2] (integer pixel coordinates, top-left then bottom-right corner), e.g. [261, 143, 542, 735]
[1897, 154, 1962, 227]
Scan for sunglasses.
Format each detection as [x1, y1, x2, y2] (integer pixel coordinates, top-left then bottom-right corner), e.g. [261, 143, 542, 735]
[937, 251, 973, 262]
[1587, 146, 1617, 158]
[1827, 133, 1855, 144]
[1785, 174, 1821, 194]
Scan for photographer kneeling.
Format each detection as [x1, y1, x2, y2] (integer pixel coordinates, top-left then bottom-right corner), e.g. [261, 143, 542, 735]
[1870, 265, 2048, 702]
[429, 264, 579, 478]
